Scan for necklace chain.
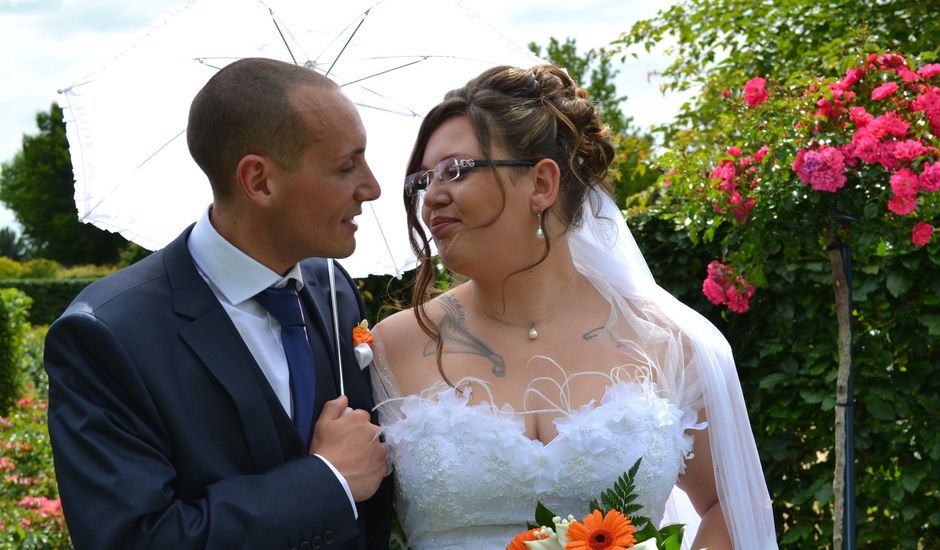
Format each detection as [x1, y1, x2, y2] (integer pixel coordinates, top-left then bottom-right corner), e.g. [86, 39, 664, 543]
[473, 269, 579, 341]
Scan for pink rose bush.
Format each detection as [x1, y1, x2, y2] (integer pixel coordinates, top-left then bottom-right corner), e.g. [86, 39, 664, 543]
[1, 383, 70, 547]
[675, 52, 939, 313]
[793, 52, 939, 238]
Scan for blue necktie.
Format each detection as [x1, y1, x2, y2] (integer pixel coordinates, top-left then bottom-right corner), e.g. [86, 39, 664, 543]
[254, 280, 316, 447]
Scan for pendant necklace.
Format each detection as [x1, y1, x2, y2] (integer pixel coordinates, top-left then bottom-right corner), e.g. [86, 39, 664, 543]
[477, 269, 579, 341]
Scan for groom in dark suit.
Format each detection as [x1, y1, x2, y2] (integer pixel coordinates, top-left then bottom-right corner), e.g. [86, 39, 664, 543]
[44, 58, 392, 549]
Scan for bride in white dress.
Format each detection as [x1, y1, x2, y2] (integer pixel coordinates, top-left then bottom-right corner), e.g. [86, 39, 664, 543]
[370, 64, 777, 549]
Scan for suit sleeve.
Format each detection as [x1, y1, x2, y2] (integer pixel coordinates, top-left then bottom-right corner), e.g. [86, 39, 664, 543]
[45, 310, 360, 550]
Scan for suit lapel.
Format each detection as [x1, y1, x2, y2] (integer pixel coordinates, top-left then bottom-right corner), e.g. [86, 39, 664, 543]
[164, 228, 301, 468]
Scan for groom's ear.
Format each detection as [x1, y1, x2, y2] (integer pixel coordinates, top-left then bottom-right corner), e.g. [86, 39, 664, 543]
[235, 154, 275, 207]
[529, 158, 561, 212]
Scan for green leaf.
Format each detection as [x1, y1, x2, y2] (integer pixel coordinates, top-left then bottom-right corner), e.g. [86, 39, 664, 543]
[886, 271, 912, 298]
[759, 372, 790, 389]
[799, 388, 825, 404]
[888, 482, 903, 502]
[867, 396, 895, 421]
[901, 472, 921, 493]
[918, 314, 940, 336]
[590, 458, 653, 530]
[534, 501, 556, 528]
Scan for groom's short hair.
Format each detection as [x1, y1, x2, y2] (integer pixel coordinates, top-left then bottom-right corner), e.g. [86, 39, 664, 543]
[187, 57, 337, 200]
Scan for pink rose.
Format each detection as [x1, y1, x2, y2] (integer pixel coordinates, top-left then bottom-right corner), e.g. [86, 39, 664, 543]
[702, 261, 754, 312]
[721, 89, 730, 98]
[835, 67, 865, 90]
[725, 280, 755, 313]
[917, 63, 940, 79]
[869, 111, 909, 139]
[793, 146, 846, 192]
[890, 169, 920, 197]
[892, 139, 932, 162]
[919, 162, 940, 192]
[743, 77, 768, 107]
[871, 81, 899, 101]
[706, 260, 731, 285]
[877, 141, 902, 171]
[877, 53, 907, 69]
[702, 278, 725, 306]
[849, 106, 873, 126]
[754, 145, 770, 162]
[851, 130, 880, 164]
[897, 67, 920, 83]
[726, 146, 742, 157]
[912, 221, 935, 246]
[888, 194, 917, 216]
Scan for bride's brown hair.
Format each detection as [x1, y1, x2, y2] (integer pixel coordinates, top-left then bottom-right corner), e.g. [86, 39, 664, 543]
[404, 64, 615, 384]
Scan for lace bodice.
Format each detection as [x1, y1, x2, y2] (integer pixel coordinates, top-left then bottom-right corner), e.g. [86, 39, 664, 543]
[380, 379, 700, 549]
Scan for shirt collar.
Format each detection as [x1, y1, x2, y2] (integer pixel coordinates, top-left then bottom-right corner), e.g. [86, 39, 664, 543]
[188, 207, 305, 305]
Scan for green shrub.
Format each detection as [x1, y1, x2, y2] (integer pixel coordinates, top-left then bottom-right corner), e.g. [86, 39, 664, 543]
[18, 327, 48, 398]
[0, 280, 95, 327]
[629, 201, 940, 547]
[55, 265, 115, 279]
[18, 261, 61, 280]
[0, 289, 31, 416]
[0, 259, 22, 280]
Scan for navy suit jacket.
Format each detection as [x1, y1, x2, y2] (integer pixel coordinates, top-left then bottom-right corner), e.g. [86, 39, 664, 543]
[44, 227, 393, 549]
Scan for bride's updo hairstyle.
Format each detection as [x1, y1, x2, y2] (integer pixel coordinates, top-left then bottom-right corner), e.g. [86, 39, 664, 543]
[405, 64, 615, 381]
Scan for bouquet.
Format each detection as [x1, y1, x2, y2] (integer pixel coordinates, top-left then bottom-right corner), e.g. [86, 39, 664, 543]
[507, 459, 684, 550]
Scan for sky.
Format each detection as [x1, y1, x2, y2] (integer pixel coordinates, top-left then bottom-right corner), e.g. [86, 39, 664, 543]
[0, 0, 684, 232]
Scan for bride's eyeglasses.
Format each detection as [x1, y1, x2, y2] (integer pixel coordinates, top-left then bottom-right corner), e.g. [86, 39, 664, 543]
[404, 158, 536, 196]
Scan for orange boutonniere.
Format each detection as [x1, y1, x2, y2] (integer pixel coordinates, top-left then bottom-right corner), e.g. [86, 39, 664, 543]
[352, 320, 373, 347]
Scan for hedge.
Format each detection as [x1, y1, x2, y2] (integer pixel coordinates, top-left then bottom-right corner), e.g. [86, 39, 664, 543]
[0, 279, 97, 326]
[0, 288, 32, 416]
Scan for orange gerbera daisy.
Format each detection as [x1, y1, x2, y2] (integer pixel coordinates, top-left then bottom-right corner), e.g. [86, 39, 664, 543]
[507, 527, 541, 550]
[565, 509, 637, 550]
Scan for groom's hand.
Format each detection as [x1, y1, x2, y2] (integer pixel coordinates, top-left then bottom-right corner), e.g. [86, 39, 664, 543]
[311, 396, 388, 502]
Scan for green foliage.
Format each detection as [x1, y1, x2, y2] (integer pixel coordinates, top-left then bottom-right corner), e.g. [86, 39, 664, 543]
[614, 0, 940, 141]
[0, 259, 22, 280]
[18, 260, 61, 280]
[0, 104, 128, 265]
[528, 37, 660, 204]
[611, 6, 940, 541]
[0, 280, 96, 327]
[358, 272, 414, 323]
[531, 458, 683, 549]
[0, 229, 26, 262]
[588, 458, 648, 528]
[628, 203, 940, 547]
[0, 289, 31, 417]
[116, 243, 152, 267]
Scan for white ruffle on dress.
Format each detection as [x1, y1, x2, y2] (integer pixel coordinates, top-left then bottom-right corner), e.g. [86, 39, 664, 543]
[378, 377, 700, 548]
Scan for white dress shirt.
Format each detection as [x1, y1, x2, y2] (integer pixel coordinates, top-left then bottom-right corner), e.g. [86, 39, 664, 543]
[188, 208, 357, 517]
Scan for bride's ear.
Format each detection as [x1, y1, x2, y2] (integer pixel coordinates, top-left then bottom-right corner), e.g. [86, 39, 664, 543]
[529, 158, 561, 212]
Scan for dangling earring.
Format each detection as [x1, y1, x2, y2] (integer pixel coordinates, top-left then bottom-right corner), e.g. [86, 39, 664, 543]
[536, 210, 545, 240]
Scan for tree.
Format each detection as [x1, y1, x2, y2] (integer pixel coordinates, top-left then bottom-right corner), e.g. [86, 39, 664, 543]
[0, 104, 129, 265]
[0, 228, 27, 261]
[614, 0, 940, 142]
[615, 1, 940, 547]
[529, 38, 659, 203]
